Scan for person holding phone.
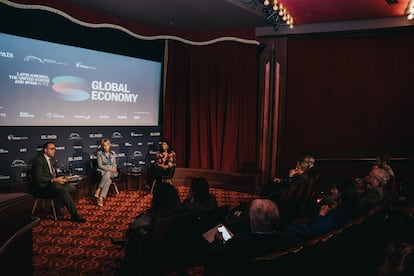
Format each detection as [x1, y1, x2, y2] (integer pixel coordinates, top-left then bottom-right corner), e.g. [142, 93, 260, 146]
[203, 198, 295, 275]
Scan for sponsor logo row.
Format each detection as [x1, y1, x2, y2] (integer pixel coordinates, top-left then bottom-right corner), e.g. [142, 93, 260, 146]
[6, 131, 160, 141]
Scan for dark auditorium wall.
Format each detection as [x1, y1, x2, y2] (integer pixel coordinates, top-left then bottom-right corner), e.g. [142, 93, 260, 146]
[265, 29, 414, 185]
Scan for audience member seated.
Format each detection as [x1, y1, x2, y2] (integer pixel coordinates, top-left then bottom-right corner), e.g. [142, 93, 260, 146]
[303, 155, 320, 180]
[373, 154, 395, 181]
[355, 154, 394, 190]
[356, 167, 389, 211]
[113, 181, 183, 275]
[297, 155, 321, 217]
[260, 158, 310, 198]
[373, 154, 398, 199]
[377, 241, 414, 276]
[182, 176, 218, 214]
[329, 178, 361, 227]
[283, 178, 359, 244]
[203, 198, 295, 275]
[261, 159, 312, 225]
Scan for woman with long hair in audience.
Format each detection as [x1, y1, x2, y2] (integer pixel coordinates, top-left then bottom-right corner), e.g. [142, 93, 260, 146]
[182, 176, 218, 214]
[113, 181, 183, 275]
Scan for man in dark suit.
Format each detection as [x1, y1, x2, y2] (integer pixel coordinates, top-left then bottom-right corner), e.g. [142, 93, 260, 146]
[31, 141, 86, 222]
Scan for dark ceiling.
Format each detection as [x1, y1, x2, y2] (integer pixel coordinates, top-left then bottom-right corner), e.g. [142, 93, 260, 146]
[60, 0, 412, 32]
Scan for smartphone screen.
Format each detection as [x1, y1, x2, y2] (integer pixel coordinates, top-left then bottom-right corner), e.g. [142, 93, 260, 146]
[217, 225, 233, 241]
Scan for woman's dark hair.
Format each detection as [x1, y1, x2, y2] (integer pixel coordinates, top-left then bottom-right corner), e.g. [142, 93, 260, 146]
[160, 140, 173, 153]
[151, 181, 181, 217]
[190, 177, 211, 205]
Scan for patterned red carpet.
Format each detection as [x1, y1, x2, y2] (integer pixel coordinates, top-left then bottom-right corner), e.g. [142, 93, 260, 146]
[33, 186, 258, 275]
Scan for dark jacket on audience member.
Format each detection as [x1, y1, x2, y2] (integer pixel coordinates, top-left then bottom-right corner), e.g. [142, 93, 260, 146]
[182, 194, 218, 214]
[204, 231, 295, 274]
[182, 176, 219, 214]
[358, 186, 384, 211]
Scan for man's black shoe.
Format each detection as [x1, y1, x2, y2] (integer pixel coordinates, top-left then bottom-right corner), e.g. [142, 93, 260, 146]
[111, 237, 127, 246]
[111, 237, 127, 250]
[71, 214, 86, 223]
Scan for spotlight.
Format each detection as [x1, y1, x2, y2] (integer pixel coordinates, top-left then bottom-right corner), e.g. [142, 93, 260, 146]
[243, 0, 294, 31]
[265, 10, 278, 24]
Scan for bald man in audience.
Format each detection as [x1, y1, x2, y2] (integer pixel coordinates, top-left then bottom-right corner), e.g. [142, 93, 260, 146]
[204, 198, 294, 275]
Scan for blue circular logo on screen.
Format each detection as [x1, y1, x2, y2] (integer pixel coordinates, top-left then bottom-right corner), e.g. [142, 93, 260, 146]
[52, 76, 90, 101]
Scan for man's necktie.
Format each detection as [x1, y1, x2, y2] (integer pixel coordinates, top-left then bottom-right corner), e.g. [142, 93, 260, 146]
[49, 158, 56, 178]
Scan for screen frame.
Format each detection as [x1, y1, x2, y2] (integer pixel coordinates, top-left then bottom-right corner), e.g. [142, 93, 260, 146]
[0, 2, 165, 127]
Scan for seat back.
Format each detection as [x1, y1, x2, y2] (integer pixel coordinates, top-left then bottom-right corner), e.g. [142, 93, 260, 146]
[89, 159, 101, 183]
[248, 245, 304, 276]
[90, 158, 121, 181]
[111, 167, 122, 182]
[89, 159, 102, 196]
[162, 166, 175, 179]
[26, 169, 35, 193]
[149, 166, 175, 193]
[298, 229, 341, 274]
[26, 168, 58, 220]
[90, 158, 122, 195]
[26, 168, 55, 199]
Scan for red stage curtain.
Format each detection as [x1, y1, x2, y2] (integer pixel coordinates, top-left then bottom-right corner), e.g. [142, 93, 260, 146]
[278, 33, 414, 175]
[164, 40, 259, 172]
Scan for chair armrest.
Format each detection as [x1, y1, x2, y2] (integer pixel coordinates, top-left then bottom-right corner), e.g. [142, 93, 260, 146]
[0, 217, 40, 257]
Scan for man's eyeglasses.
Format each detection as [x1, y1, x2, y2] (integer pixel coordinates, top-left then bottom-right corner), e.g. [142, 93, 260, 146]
[47, 147, 56, 150]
